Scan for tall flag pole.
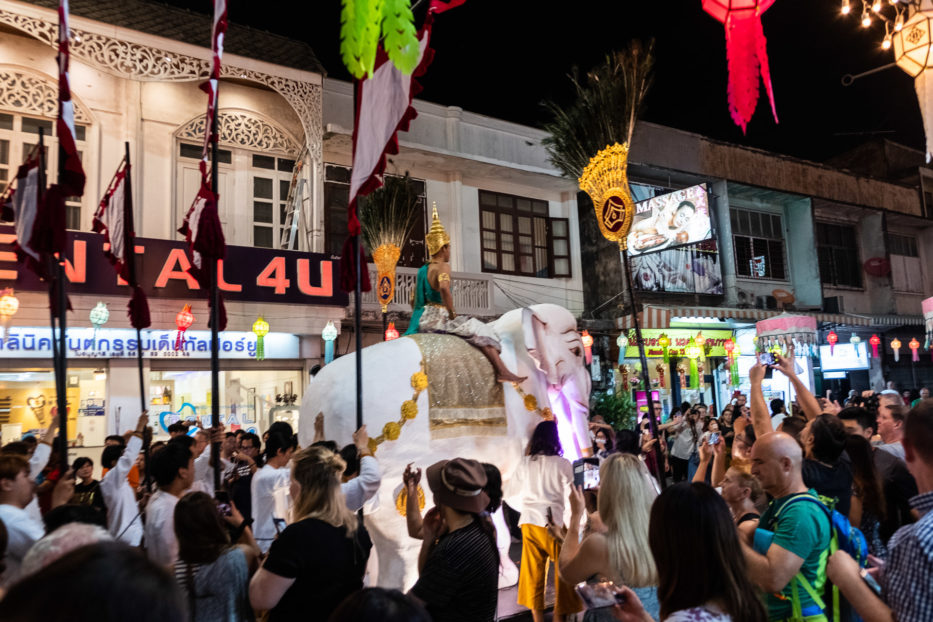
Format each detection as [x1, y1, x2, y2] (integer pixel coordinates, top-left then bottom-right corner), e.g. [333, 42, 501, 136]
[37, 0, 87, 471]
[340, 0, 465, 431]
[93, 142, 152, 485]
[178, 0, 227, 493]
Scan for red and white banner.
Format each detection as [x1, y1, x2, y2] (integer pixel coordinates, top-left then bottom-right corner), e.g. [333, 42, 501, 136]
[56, 0, 85, 197]
[93, 160, 151, 329]
[177, 0, 228, 329]
[11, 157, 42, 276]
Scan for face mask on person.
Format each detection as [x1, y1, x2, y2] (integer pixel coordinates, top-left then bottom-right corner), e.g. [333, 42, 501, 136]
[595, 437, 606, 446]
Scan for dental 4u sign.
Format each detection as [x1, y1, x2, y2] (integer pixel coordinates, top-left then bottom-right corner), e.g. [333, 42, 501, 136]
[0, 226, 348, 306]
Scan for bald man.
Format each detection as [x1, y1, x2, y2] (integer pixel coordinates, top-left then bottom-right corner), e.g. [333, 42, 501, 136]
[741, 432, 832, 622]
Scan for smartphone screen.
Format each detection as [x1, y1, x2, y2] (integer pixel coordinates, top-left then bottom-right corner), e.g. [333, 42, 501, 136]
[573, 458, 601, 490]
[708, 432, 720, 445]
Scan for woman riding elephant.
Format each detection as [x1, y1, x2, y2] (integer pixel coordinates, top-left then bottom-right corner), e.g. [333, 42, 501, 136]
[405, 206, 525, 383]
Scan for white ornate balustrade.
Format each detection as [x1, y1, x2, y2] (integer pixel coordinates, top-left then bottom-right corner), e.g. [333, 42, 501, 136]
[355, 265, 495, 318]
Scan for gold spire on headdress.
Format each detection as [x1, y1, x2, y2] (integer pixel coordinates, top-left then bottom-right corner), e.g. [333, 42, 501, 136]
[425, 202, 450, 257]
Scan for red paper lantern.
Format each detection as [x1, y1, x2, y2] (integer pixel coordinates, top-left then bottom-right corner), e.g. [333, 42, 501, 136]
[701, 0, 779, 133]
[910, 338, 921, 362]
[827, 330, 838, 355]
[581, 330, 594, 365]
[175, 304, 194, 350]
[384, 321, 400, 341]
[869, 334, 881, 358]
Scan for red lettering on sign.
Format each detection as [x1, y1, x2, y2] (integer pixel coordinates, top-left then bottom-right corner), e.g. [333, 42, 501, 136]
[63, 240, 86, 283]
[155, 249, 200, 289]
[256, 257, 290, 294]
[297, 259, 334, 297]
[217, 259, 242, 292]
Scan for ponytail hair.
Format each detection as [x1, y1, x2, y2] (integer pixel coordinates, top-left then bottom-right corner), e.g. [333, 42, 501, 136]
[291, 446, 357, 537]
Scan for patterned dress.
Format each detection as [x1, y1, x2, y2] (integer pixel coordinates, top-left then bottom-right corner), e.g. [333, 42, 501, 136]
[404, 263, 501, 350]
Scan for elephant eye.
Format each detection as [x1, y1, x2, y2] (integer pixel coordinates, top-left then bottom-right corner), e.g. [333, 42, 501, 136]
[571, 346, 582, 358]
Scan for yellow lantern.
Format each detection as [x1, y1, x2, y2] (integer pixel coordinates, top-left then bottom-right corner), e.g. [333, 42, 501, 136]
[252, 316, 270, 360]
[892, 3, 933, 160]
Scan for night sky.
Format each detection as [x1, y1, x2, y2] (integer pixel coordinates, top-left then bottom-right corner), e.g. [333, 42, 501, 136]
[169, 0, 925, 163]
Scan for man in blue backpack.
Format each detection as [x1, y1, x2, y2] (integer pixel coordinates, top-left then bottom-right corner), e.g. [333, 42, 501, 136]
[741, 432, 832, 622]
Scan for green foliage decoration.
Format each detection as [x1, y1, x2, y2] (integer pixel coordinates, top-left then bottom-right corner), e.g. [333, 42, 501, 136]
[592, 388, 637, 432]
[340, 0, 420, 79]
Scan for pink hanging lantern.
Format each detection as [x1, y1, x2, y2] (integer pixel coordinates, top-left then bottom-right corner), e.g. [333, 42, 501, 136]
[910, 338, 921, 363]
[581, 330, 594, 365]
[869, 334, 881, 358]
[827, 330, 838, 355]
[701, 0, 779, 134]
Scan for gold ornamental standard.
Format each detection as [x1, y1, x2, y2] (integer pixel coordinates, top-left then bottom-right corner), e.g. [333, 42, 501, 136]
[578, 142, 636, 250]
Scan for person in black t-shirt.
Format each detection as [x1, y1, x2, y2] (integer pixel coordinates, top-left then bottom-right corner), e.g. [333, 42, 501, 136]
[69, 457, 106, 519]
[248, 445, 371, 622]
[801, 413, 854, 515]
[408, 458, 500, 622]
[226, 432, 261, 524]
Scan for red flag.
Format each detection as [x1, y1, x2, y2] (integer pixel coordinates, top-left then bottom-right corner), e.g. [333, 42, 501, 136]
[11, 156, 46, 279]
[340, 10, 449, 293]
[177, 0, 228, 329]
[56, 0, 85, 197]
[93, 160, 150, 329]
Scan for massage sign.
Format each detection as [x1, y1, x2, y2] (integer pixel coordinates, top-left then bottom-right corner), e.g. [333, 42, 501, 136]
[0, 225, 348, 307]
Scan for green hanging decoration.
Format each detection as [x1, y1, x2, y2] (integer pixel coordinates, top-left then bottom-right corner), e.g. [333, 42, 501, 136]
[731, 359, 740, 386]
[340, 0, 385, 79]
[340, 0, 420, 79]
[684, 338, 702, 390]
[382, 0, 420, 75]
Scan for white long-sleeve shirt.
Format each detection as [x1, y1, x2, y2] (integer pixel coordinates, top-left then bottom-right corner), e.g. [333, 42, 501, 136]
[0, 503, 44, 587]
[341, 455, 380, 512]
[144, 489, 180, 567]
[504, 454, 574, 528]
[24, 442, 51, 524]
[251, 463, 291, 554]
[188, 450, 231, 497]
[100, 434, 143, 545]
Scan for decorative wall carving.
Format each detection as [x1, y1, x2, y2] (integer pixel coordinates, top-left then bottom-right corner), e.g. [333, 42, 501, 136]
[177, 110, 300, 156]
[0, 7, 321, 159]
[0, 69, 90, 122]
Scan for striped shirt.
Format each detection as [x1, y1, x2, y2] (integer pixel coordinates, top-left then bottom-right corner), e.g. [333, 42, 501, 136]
[881, 491, 933, 622]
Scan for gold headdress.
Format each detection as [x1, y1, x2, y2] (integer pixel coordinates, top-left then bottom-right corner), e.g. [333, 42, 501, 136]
[425, 202, 450, 257]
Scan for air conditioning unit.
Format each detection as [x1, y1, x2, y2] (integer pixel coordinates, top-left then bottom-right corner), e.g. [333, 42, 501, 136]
[755, 295, 778, 310]
[736, 288, 755, 309]
[823, 296, 845, 313]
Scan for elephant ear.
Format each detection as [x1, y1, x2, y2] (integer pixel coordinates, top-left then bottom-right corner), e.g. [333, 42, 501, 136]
[522, 307, 548, 374]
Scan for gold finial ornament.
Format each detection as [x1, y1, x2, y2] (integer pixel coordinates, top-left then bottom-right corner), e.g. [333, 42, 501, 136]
[578, 143, 636, 250]
[425, 201, 451, 257]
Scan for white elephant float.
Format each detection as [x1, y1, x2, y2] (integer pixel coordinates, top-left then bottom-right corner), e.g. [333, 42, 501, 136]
[298, 303, 591, 591]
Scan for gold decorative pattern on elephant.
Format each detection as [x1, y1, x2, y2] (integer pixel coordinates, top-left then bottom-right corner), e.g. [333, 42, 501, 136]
[396, 484, 425, 517]
[408, 333, 506, 439]
[367, 362, 428, 455]
[511, 383, 554, 421]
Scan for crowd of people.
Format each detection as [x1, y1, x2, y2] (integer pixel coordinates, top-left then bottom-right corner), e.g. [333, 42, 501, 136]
[0, 349, 930, 622]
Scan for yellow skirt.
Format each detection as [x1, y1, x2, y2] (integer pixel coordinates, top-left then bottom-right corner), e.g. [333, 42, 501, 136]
[517, 523, 583, 616]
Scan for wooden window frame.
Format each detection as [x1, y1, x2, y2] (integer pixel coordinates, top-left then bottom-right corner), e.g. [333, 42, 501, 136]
[479, 189, 568, 279]
[816, 222, 862, 289]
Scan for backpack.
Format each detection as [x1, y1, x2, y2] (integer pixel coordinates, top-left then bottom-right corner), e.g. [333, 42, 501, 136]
[770, 493, 869, 622]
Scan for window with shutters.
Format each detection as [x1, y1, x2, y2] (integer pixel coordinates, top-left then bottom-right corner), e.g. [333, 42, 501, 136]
[887, 233, 922, 293]
[730, 208, 787, 281]
[1, 112, 88, 230]
[816, 222, 862, 288]
[479, 189, 571, 278]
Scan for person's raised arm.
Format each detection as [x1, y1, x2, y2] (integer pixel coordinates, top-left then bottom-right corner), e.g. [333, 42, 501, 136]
[403, 463, 424, 539]
[710, 436, 727, 487]
[312, 413, 325, 445]
[692, 438, 713, 483]
[436, 261, 455, 318]
[341, 426, 380, 512]
[773, 347, 821, 421]
[114, 413, 148, 481]
[749, 362, 772, 439]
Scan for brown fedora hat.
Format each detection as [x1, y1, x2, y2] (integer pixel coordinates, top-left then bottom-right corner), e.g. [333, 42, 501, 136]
[425, 458, 489, 514]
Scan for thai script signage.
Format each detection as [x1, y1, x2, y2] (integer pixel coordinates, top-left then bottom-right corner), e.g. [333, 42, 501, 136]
[622, 329, 735, 359]
[0, 226, 347, 307]
[0, 327, 299, 359]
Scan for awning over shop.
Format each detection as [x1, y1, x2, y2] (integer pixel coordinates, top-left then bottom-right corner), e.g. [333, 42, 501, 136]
[615, 304, 923, 330]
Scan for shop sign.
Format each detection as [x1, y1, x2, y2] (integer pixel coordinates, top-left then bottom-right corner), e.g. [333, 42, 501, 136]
[0, 226, 347, 307]
[0, 327, 299, 359]
[623, 329, 735, 358]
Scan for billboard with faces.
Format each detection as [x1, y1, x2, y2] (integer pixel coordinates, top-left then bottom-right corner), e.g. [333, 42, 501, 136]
[626, 183, 713, 257]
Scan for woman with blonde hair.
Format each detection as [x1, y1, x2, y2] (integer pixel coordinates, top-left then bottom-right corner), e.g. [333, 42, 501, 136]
[249, 446, 372, 622]
[558, 453, 660, 621]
